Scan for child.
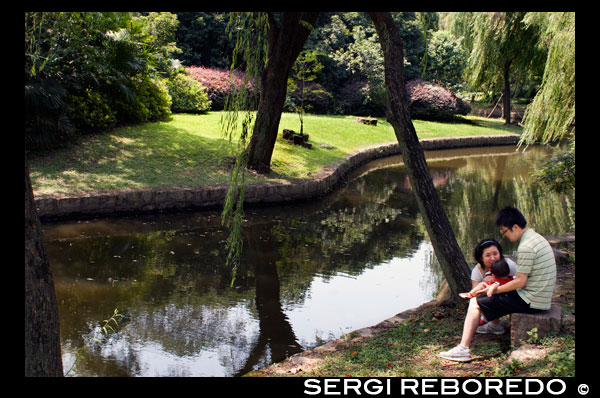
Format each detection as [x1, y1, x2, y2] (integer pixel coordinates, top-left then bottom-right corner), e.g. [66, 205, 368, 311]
[459, 258, 514, 299]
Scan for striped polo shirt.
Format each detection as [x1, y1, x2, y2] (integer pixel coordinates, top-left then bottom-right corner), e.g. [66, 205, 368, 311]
[516, 229, 556, 310]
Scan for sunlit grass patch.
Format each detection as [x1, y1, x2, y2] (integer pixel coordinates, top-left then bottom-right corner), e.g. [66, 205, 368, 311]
[29, 112, 521, 196]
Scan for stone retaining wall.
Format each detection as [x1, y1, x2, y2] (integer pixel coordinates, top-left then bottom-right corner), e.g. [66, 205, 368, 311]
[34, 134, 520, 220]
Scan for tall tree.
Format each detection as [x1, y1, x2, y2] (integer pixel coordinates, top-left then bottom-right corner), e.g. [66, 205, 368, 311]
[246, 12, 319, 173]
[25, 154, 63, 376]
[369, 12, 472, 296]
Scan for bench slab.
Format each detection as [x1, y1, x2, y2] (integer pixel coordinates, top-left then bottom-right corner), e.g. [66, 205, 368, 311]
[510, 304, 562, 347]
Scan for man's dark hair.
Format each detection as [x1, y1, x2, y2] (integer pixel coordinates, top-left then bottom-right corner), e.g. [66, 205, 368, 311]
[491, 258, 510, 278]
[495, 206, 527, 230]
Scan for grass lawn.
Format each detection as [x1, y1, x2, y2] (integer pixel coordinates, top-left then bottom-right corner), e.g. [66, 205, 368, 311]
[28, 112, 522, 196]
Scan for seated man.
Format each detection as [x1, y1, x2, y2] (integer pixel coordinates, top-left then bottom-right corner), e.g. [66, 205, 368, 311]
[439, 206, 556, 362]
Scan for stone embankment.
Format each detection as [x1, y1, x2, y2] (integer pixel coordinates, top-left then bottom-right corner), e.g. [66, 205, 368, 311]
[35, 134, 520, 220]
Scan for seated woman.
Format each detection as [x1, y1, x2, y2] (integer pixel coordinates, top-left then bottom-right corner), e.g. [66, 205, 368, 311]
[471, 238, 517, 285]
[469, 238, 517, 333]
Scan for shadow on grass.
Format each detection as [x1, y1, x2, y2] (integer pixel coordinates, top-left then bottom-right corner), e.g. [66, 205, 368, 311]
[29, 122, 239, 193]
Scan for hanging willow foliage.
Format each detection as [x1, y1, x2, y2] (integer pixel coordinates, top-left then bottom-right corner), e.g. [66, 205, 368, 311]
[521, 12, 575, 145]
[517, 12, 575, 194]
[220, 12, 269, 286]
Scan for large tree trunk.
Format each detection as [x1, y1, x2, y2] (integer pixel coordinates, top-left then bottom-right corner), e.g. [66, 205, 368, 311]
[246, 12, 319, 173]
[369, 12, 472, 296]
[501, 63, 512, 125]
[25, 153, 63, 376]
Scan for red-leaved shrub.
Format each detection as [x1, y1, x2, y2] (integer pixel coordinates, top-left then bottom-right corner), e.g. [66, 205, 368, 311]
[186, 66, 256, 110]
[406, 79, 470, 121]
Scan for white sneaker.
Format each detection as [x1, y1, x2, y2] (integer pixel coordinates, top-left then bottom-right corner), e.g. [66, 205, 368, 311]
[439, 344, 472, 362]
[476, 322, 505, 335]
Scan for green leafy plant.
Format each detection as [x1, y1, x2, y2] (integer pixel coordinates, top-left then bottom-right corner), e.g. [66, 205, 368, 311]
[531, 139, 574, 194]
[64, 308, 124, 376]
[220, 12, 269, 286]
[526, 327, 539, 344]
[100, 308, 124, 336]
[495, 359, 523, 377]
[167, 72, 212, 113]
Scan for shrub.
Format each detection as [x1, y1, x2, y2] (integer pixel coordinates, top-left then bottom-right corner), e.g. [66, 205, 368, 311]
[455, 96, 471, 116]
[114, 76, 172, 123]
[25, 77, 74, 150]
[67, 88, 117, 133]
[186, 66, 256, 110]
[531, 139, 575, 194]
[406, 79, 471, 121]
[144, 77, 173, 122]
[167, 72, 211, 113]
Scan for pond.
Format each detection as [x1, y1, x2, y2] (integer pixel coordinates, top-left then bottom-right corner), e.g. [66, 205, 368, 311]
[41, 144, 574, 377]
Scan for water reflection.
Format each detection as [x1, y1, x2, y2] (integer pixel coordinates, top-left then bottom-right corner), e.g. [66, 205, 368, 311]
[43, 144, 574, 377]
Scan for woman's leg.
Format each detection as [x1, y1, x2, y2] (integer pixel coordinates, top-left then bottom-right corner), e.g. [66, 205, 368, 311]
[460, 297, 483, 348]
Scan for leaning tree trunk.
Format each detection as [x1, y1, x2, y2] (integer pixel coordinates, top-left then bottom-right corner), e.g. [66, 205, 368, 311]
[369, 12, 472, 296]
[25, 153, 63, 376]
[246, 12, 319, 173]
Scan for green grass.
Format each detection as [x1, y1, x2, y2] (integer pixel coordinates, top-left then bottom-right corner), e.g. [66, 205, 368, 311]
[296, 305, 574, 378]
[28, 112, 522, 196]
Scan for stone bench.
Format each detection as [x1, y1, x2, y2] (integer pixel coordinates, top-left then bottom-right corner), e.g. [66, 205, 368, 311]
[510, 304, 562, 347]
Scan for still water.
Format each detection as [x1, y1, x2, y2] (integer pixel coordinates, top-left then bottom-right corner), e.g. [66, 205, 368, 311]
[42, 144, 574, 377]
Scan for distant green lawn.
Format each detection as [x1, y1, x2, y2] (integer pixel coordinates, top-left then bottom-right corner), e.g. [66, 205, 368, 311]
[28, 112, 521, 196]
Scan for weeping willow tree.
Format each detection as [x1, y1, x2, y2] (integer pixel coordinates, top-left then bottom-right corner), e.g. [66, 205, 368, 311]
[521, 12, 575, 194]
[521, 12, 575, 145]
[447, 12, 574, 193]
[455, 12, 543, 125]
[221, 11, 473, 295]
[246, 12, 319, 172]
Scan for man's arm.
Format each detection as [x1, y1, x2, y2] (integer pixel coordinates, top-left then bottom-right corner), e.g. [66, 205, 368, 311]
[494, 272, 528, 294]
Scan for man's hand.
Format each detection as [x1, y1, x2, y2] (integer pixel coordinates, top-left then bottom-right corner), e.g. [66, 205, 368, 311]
[487, 283, 499, 297]
[496, 273, 528, 294]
